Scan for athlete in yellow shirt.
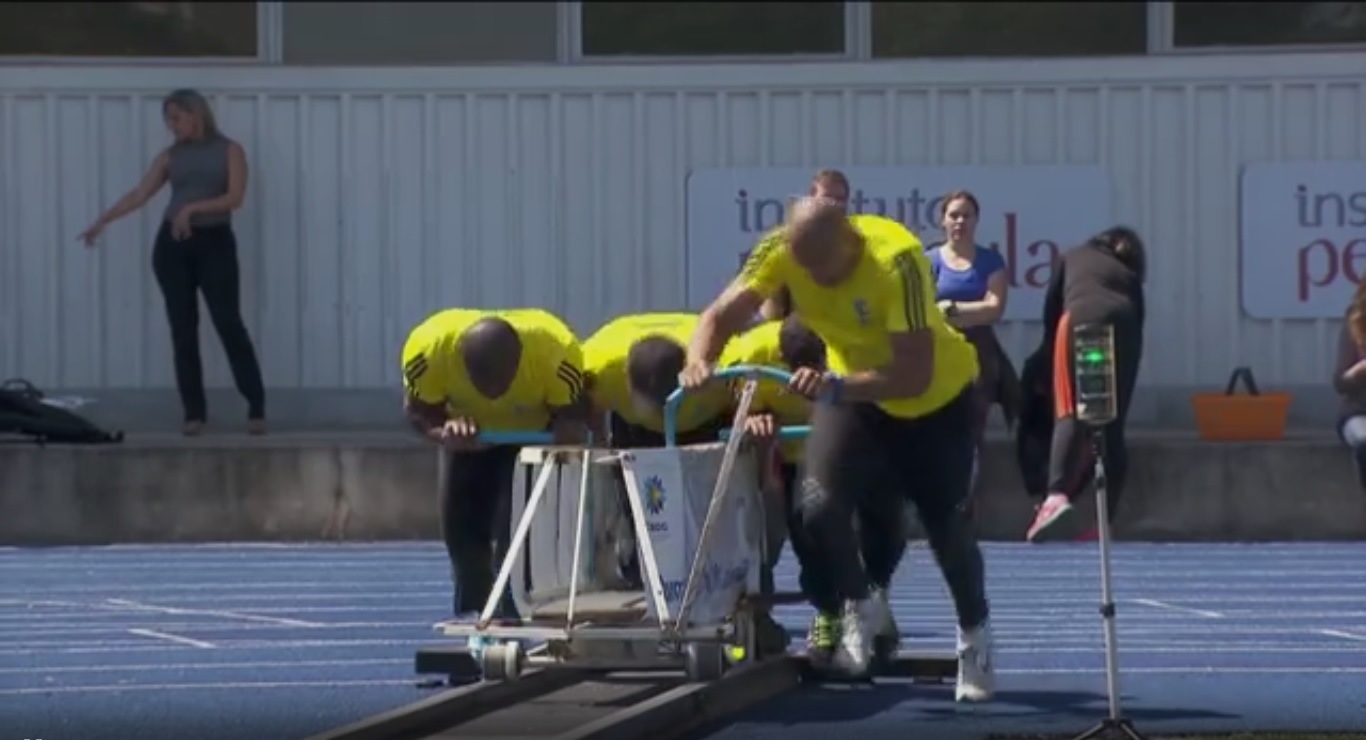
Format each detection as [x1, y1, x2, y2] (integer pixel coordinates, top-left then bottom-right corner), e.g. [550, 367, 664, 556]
[580, 312, 735, 592]
[756, 169, 852, 322]
[400, 308, 590, 624]
[582, 312, 733, 447]
[682, 198, 994, 700]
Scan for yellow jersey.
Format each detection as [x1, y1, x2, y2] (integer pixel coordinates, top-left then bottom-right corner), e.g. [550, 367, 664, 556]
[583, 313, 732, 436]
[400, 308, 586, 432]
[735, 214, 978, 419]
[720, 320, 812, 461]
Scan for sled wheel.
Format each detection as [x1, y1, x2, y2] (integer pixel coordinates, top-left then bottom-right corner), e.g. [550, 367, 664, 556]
[481, 643, 524, 682]
[684, 642, 726, 682]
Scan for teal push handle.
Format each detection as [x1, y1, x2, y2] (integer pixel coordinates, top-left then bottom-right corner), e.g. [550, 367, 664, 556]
[477, 430, 555, 444]
[663, 364, 795, 448]
[718, 425, 810, 442]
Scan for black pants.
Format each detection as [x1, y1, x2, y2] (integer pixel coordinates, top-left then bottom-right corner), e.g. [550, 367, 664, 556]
[758, 461, 805, 597]
[797, 389, 989, 629]
[1046, 313, 1141, 520]
[440, 445, 521, 618]
[151, 223, 266, 423]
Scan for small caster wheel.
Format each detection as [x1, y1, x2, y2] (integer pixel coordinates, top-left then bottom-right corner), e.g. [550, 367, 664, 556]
[481, 642, 524, 682]
[684, 642, 725, 682]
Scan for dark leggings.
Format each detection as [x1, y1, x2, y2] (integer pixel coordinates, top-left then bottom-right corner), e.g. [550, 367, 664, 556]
[796, 390, 989, 629]
[1046, 313, 1141, 520]
[151, 223, 265, 423]
[440, 445, 522, 618]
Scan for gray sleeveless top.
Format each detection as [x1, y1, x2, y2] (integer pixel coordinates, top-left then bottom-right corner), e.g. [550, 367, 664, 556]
[164, 135, 233, 226]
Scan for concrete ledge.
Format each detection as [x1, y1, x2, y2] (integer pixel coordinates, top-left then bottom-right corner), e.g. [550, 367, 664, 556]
[967, 432, 1366, 542]
[2, 432, 1364, 545]
[0, 432, 438, 546]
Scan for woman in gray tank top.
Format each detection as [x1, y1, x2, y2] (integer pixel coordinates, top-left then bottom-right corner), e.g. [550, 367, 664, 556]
[79, 89, 266, 436]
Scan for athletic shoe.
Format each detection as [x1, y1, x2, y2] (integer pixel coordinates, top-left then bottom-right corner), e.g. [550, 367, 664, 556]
[806, 611, 839, 667]
[755, 611, 792, 657]
[869, 587, 900, 663]
[455, 612, 490, 662]
[1026, 493, 1075, 543]
[832, 599, 875, 678]
[955, 621, 996, 702]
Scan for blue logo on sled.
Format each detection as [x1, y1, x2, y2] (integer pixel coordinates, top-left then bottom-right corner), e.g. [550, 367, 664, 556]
[644, 476, 667, 515]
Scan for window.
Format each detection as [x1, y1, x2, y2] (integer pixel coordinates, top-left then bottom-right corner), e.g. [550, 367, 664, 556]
[283, 2, 558, 65]
[0, 2, 257, 57]
[1174, 2, 1366, 48]
[580, 2, 846, 57]
[871, 2, 1148, 58]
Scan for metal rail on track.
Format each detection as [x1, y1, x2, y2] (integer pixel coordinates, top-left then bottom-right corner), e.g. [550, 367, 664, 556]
[310, 648, 959, 740]
[305, 658, 804, 740]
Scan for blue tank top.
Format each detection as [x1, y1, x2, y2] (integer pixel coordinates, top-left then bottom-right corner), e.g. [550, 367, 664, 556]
[927, 244, 1006, 303]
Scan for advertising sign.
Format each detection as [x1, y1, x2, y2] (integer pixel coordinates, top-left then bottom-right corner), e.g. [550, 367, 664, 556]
[684, 166, 1113, 320]
[1240, 161, 1366, 319]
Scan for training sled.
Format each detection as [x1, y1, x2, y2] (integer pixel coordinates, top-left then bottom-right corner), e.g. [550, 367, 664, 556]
[415, 365, 955, 685]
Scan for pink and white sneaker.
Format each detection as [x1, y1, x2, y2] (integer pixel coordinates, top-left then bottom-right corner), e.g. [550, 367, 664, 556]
[1026, 493, 1075, 543]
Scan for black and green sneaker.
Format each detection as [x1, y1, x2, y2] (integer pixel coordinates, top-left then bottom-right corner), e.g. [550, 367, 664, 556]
[806, 611, 839, 667]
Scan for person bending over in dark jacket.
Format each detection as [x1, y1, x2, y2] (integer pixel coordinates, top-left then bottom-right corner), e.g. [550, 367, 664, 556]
[1024, 227, 1147, 543]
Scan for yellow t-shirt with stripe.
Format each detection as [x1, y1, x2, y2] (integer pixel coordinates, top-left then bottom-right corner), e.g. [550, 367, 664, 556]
[582, 313, 732, 436]
[720, 320, 812, 461]
[400, 308, 585, 432]
[734, 214, 978, 419]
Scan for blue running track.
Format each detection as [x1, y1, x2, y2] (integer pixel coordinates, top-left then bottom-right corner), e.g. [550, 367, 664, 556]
[1, 542, 1363, 740]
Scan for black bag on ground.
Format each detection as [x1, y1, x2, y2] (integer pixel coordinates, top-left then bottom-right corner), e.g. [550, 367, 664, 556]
[0, 379, 124, 444]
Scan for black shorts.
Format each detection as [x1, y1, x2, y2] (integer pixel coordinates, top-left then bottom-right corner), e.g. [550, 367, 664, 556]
[608, 413, 729, 448]
[804, 388, 976, 522]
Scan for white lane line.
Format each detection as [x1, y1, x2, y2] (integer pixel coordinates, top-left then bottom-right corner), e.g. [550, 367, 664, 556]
[1319, 629, 1366, 642]
[995, 666, 1366, 675]
[1131, 598, 1225, 618]
[0, 679, 419, 695]
[0, 658, 409, 674]
[12, 592, 1366, 611]
[1, 641, 1360, 657]
[127, 629, 215, 649]
[0, 638, 432, 655]
[0, 620, 431, 637]
[105, 598, 322, 628]
[3, 667, 1365, 695]
[11, 581, 1366, 597]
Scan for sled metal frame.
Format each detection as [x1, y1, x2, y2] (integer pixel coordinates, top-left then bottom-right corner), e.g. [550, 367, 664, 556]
[434, 366, 782, 677]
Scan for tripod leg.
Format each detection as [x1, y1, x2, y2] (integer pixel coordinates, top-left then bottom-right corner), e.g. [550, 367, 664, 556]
[1117, 720, 1150, 740]
[1070, 725, 1108, 740]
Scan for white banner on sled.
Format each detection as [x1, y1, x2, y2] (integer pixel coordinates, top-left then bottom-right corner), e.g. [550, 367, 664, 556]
[621, 444, 762, 627]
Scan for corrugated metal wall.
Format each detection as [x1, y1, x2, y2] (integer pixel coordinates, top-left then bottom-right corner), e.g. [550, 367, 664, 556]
[1, 54, 1363, 414]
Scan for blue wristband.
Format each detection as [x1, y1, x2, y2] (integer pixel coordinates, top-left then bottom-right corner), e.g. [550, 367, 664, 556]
[822, 374, 844, 404]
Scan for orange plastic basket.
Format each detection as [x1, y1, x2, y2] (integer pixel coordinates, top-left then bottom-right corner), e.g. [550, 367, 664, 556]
[1190, 367, 1292, 441]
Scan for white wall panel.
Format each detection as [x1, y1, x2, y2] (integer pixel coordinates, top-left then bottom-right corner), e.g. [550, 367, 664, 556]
[1, 53, 1363, 425]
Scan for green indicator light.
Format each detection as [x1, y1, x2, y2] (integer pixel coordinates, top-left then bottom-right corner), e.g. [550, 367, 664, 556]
[1083, 350, 1106, 364]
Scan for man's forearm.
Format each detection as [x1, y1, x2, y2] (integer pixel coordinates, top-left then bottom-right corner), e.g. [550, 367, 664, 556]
[688, 311, 733, 365]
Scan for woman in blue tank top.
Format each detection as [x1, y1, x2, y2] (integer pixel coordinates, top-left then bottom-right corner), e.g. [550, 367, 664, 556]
[927, 191, 1012, 486]
[78, 89, 266, 436]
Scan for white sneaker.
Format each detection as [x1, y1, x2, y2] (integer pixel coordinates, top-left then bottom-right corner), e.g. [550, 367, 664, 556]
[869, 588, 900, 658]
[955, 621, 996, 702]
[832, 599, 875, 677]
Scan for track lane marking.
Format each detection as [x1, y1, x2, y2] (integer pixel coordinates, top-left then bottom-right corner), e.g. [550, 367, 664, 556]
[127, 629, 215, 649]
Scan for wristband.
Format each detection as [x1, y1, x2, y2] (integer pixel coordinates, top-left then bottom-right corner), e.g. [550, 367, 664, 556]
[822, 374, 844, 404]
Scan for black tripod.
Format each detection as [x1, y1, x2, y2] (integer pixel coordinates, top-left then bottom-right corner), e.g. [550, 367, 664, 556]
[1070, 427, 1148, 740]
